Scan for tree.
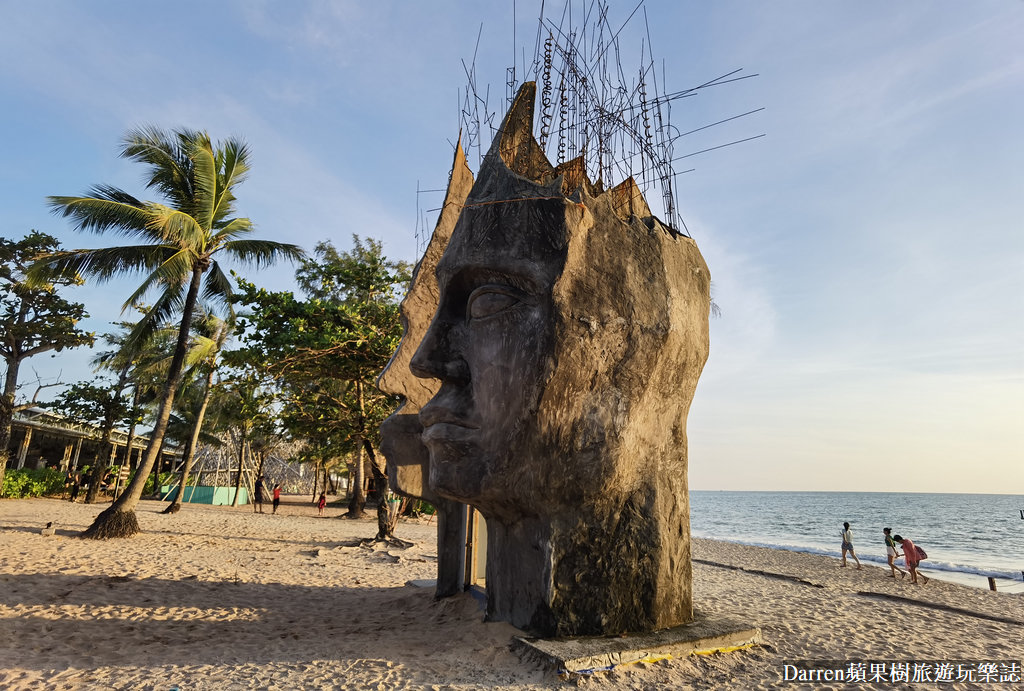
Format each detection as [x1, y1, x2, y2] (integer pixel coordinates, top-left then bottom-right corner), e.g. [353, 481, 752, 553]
[89, 319, 163, 473]
[45, 379, 133, 503]
[163, 307, 232, 514]
[32, 127, 304, 538]
[232, 236, 408, 534]
[215, 369, 277, 507]
[0, 231, 94, 492]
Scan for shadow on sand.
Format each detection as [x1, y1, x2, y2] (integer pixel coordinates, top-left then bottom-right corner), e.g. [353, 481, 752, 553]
[0, 571, 465, 671]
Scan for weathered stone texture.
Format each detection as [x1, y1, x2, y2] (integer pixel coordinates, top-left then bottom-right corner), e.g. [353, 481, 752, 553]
[386, 82, 710, 637]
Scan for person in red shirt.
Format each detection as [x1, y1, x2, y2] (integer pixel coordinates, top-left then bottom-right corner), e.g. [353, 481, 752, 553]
[893, 535, 929, 585]
[317, 492, 326, 517]
[272, 484, 281, 514]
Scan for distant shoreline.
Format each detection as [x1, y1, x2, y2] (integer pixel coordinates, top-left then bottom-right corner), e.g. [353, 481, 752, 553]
[694, 534, 1023, 593]
[691, 489, 1024, 498]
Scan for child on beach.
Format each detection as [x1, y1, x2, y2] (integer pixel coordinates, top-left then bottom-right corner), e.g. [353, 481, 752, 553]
[68, 472, 81, 502]
[893, 535, 929, 585]
[883, 527, 906, 579]
[840, 522, 862, 569]
[253, 475, 265, 514]
[272, 484, 281, 514]
[317, 492, 326, 517]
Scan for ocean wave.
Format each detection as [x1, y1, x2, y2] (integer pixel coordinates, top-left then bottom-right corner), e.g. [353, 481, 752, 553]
[694, 534, 1023, 582]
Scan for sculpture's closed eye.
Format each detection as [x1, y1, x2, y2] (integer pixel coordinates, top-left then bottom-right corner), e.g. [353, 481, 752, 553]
[467, 286, 523, 319]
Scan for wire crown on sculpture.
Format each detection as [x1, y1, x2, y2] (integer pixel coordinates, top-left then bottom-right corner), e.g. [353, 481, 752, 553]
[412, 1, 763, 255]
[454, 0, 762, 238]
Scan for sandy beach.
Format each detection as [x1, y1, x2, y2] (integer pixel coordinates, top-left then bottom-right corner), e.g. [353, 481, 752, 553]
[1, 497, 1020, 690]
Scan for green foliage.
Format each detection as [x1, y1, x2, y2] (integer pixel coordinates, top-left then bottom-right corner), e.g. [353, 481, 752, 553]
[44, 379, 135, 429]
[230, 236, 408, 461]
[89, 319, 165, 429]
[35, 127, 305, 355]
[33, 127, 305, 527]
[143, 471, 177, 496]
[215, 370, 278, 441]
[296, 236, 411, 305]
[411, 500, 436, 516]
[0, 231, 94, 364]
[2, 468, 67, 498]
[0, 231, 94, 489]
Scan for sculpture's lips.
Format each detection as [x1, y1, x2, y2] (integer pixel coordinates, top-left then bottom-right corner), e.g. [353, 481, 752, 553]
[420, 408, 477, 444]
[419, 408, 478, 430]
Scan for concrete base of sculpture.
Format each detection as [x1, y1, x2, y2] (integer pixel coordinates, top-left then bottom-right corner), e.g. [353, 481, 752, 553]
[513, 614, 761, 674]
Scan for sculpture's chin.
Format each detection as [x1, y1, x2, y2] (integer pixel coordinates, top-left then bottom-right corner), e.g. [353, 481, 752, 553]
[426, 447, 486, 505]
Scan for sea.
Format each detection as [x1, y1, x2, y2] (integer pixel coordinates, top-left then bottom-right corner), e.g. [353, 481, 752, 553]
[690, 491, 1024, 594]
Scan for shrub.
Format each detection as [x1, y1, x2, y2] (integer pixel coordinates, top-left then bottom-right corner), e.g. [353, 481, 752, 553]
[2, 468, 67, 498]
[407, 499, 435, 517]
[143, 470, 177, 496]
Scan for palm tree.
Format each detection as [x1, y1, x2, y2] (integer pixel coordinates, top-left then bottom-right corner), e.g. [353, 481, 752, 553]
[32, 127, 304, 538]
[216, 370, 276, 508]
[163, 306, 232, 514]
[89, 318, 159, 476]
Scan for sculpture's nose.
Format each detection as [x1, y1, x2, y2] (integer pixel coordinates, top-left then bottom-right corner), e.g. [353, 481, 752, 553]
[410, 317, 469, 384]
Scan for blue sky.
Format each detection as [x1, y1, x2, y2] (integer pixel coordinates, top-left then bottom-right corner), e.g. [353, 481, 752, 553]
[2, 1, 1021, 492]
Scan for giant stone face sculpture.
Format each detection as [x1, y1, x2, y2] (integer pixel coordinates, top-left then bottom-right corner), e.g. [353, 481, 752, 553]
[397, 82, 710, 637]
[378, 139, 474, 598]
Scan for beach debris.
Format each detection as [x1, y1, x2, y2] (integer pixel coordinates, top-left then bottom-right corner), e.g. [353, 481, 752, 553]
[40, 521, 55, 537]
[856, 590, 1024, 626]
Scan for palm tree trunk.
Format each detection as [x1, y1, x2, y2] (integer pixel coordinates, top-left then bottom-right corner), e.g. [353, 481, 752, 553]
[124, 385, 141, 471]
[347, 379, 367, 518]
[164, 366, 215, 514]
[0, 360, 21, 493]
[84, 425, 114, 504]
[366, 440, 395, 541]
[231, 433, 247, 507]
[82, 265, 205, 538]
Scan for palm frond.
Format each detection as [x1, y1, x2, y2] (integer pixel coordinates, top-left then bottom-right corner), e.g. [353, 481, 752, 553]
[123, 287, 184, 356]
[201, 261, 235, 306]
[191, 141, 218, 234]
[192, 301, 235, 334]
[120, 126, 194, 207]
[145, 204, 207, 248]
[120, 249, 196, 311]
[210, 217, 255, 245]
[185, 334, 219, 368]
[46, 193, 156, 238]
[177, 128, 211, 152]
[89, 348, 120, 371]
[211, 137, 251, 223]
[27, 245, 171, 286]
[224, 238, 306, 269]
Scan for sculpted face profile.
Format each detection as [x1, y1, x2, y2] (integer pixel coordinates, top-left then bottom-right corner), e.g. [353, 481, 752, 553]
[378, 139, 474, 598]
[393, 82, 710, 637]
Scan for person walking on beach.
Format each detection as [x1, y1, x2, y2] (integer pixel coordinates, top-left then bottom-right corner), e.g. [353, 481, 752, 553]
[893, 535, 929, 585]
[272, 484, 281, 514]
[840, 522, 862, 569]
[253, 475, 265, 514]
[883, 527, 906, 579]
[68, 471, 81, 502]
[317, 492, 327, 517]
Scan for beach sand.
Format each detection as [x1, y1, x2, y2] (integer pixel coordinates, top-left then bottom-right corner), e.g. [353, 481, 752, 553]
[1, 497, 1020, 689]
